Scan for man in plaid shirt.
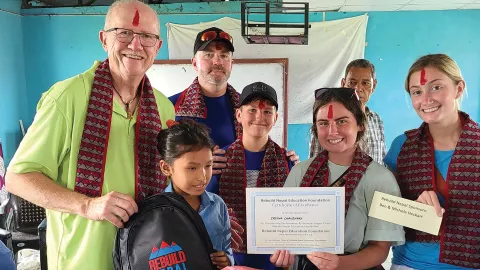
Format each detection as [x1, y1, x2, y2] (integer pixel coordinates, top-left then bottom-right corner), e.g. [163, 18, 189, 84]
[309, 59, 386, 165]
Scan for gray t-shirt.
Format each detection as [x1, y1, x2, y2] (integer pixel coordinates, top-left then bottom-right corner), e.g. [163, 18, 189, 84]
[284, 157, 405, 253]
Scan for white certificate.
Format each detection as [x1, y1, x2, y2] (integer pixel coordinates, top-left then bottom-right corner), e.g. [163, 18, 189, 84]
[368, 191, 443, 235]
[245, 187, 345, 255]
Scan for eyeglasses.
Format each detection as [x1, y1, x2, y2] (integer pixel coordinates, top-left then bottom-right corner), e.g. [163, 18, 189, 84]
[105, 28, 160, 47]
[200, 30, 233, 43]
[314, 87, 360, 101]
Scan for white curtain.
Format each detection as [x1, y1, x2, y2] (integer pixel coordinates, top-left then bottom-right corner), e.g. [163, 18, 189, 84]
[167, 15, 368, 124]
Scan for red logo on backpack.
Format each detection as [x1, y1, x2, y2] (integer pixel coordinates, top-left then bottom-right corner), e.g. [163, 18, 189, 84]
[149, 241, 187, 270]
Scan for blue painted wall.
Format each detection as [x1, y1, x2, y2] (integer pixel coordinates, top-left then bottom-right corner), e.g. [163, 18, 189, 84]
[0, 0, 22, 14]
[0, 4, 28, 165]
[17, 5, 480, 162]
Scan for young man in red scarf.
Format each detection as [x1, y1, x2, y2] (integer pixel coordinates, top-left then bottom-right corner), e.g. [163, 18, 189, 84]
[5, 1, 174, 269]
[207, 82, 295, 270]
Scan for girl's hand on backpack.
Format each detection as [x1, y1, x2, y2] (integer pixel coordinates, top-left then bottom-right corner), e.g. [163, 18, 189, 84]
[210, 251, 230, 269]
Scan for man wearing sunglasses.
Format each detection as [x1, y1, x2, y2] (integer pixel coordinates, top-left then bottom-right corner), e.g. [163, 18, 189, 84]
[169, 27, 299, 174]
[6, 1, 175, 269]
[309, 59, 387, 166]
[170, 27, 237, 151]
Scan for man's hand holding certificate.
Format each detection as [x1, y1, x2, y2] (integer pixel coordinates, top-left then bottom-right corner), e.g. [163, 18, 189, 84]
[245, 187, 345, 255]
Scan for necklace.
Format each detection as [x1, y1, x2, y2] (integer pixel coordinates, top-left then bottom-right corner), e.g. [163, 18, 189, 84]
[112, 86, 139, 119]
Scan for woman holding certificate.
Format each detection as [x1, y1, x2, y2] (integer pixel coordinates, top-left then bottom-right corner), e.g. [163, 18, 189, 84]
[384, 54, 479, 270]
[271, 87, 405, 269]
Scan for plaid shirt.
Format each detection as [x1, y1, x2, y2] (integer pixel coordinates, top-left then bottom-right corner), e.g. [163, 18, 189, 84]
[309, 107, 387, 165]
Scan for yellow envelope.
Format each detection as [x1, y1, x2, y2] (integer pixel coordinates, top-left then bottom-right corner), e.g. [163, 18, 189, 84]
[368, 191, 443, 235]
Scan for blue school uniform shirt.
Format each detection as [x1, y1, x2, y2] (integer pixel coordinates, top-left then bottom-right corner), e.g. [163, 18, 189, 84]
[169, 92, 236, 148]
[164, 184, 234, 266]
[384, 134, 474, 270]
[207, 144, 294, 270]
[0, 241, 15, 270]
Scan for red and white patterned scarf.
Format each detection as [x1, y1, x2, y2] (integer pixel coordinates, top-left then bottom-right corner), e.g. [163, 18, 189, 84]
[300, 149, 372, 213]
[74, 59, 167, 202]
[174, 77, 242, 139]
[219, 138, 290, 252]
[397, 112, 480, 268]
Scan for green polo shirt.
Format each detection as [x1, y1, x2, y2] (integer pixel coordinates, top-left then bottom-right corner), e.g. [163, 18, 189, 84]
[8, 61, 175, 270]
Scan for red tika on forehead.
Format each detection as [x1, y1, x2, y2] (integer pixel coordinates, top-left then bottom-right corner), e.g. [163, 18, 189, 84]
[258, 100, 265, 110]
[132, 10, 140, 26]
[328, 104, 333, 119]
[420, 68, 428, 85]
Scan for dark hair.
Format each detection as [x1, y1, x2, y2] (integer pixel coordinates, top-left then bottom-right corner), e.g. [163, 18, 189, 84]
[156, 119, 215, 164]
[345, 59, 376, 80]
[311, 88, 367, 151]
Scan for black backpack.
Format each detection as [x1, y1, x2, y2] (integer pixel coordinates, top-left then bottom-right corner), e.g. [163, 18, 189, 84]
[113, 192, 217, 270]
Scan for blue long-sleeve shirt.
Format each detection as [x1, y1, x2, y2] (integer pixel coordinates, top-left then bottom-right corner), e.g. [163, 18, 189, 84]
[0, 240, 15, 270]
[164, 184, 234, 265]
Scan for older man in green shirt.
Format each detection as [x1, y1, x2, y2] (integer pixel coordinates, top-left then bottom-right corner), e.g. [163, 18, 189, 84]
[5, 1, 174, 269]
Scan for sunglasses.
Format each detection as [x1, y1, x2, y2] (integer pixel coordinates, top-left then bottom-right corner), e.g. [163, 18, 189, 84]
[200, 30, 233, 43]
[314, 87, 360, 101]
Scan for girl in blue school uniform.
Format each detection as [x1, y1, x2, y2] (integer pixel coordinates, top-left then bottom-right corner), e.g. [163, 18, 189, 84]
[157, 119, 234, 269]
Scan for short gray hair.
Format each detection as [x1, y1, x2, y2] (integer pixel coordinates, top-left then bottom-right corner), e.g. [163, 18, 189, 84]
[344, 59, 376, 80]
